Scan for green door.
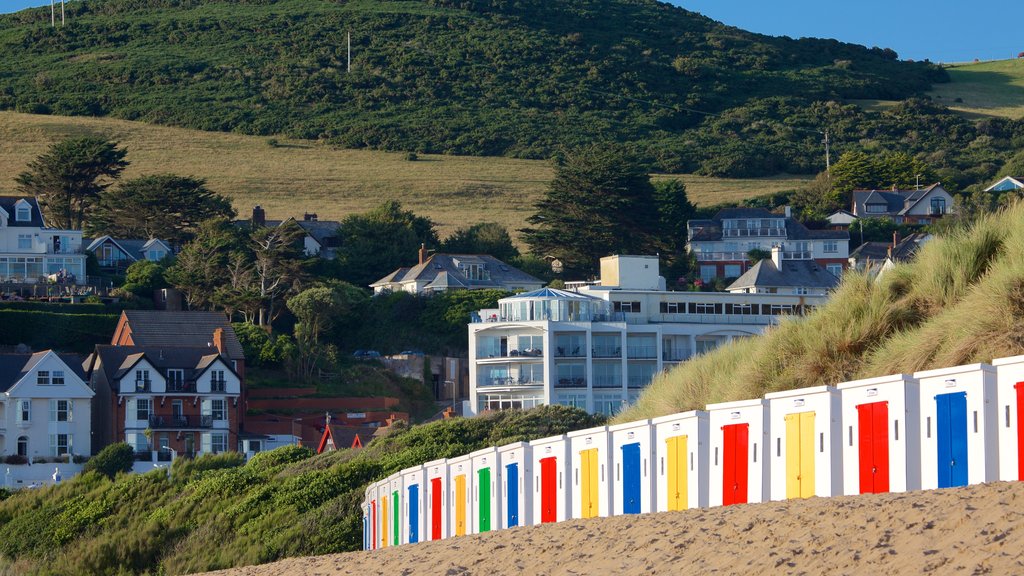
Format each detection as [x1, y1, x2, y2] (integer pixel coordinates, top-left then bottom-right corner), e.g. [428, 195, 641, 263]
[478, 467, 491, 532]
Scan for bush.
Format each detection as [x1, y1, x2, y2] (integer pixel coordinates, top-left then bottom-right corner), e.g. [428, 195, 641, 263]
[171, 452, 245, 482]
[83, 443, 134, 479]
[3, 455, 27, 465]
[122, 260, 167, 297]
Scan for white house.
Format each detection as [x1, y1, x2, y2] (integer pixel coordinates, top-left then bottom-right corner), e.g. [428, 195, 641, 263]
[85, 236, 173, 271]
[0, 196, 86, 283]
[984, 176, 1024, 193]
[851, 183, 955, 225]
[0, 351, 94, 460]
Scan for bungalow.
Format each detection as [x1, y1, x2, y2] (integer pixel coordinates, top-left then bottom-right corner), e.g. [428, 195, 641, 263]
[85, 236, 173, 271]
[0, 351, 94, 459]
[851, 183, 954, 225]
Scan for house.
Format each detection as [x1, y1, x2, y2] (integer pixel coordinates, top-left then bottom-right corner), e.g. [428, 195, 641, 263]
[110, 310, 246, 378]
[984, 176, 1024, 193]
[726, 246, 840, 296]
[85, 236, 173, 271]
[468, 255, 830, 417]
[850, 183, 955, 225]
[0, 196, 86, 284]
[0, 351, 94, 459]
[85, 345, 242, 458]
[826, 209, 858, 229]
[848, 232, 931, 276]
[371, 246, 544, 295]
[247, 206, 341, 259]
[686, 207, 849, 281]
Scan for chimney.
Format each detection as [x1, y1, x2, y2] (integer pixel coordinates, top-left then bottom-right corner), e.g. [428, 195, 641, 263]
[303, 212, 317, 222]
[252, 205, 266, 227]
[771, 244, 784, 269]
[784, 205, 792, 218]
[418, 243, 427, 265]
[892, 231, 900, 249]
[212, 328, 225, 356]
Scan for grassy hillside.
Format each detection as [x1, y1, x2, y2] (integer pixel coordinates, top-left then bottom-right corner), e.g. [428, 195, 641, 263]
[0, 111, 811, 239]
[617, 201, 1024, 423]
[0, 0, 953, 177]
[0, 406, 604, 575]
[928, 59, 1024, 119]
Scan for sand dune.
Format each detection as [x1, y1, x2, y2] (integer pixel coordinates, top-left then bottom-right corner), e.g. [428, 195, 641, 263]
[203, 481, 1024, 575]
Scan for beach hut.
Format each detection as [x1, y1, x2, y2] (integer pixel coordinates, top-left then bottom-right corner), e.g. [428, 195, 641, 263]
[470, 447, 501, 534]
[707, 398, 767, 507]
[388, 473, 403, 547]
[913, 364, 997, 489]
[766, 386, 842, 500]
[569, 426, 612, 519]
[610, 419, 655, 515]
[837, 374, 920, 495]
[447, 455, 473, 537]
[365, 485, 378, 550]
[423, 459, 449, 541]
[361, 499, 369, 551]
[401, 466, 426, 544]
[496, 441, 532, 528]
[529, 434, 570, 524]
[991, 355, 1024, 481]
[376, 480, 390, 549]
[652, 411, 709, 512]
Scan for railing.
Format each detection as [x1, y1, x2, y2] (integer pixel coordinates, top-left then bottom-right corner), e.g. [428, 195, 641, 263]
[148, 415, 214, 429]
[167, 381, 196, 393]
[662, 351, 689, 362]
[555, 346, 584, 358]
[691, 251, 749, 261]
[478, 377, 544, 387]
[722, 228, 785, 237]
[628, 377, 653, 388]
[592, 376, 622, 388]
[477, 349, 544, 360]
[555, 378, 586, 388]
[211, 380, 227, 393]
[782, 251, 812, 260]
[626, 345, 657, 359]
[592, 346, 622, 358]
[135, 380, 151, 392]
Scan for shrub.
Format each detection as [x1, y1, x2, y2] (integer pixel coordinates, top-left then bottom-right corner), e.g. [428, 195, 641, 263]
[405, 152, 418, 161]
[83, 443, 134, 479]
[3, 455, 27, 465]
[172, 452, 245, 482]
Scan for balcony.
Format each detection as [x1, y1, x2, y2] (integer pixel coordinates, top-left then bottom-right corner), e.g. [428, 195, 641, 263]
[166, 381, 196, 393]
[782, 251, 812, 260]
[691, 251, 749, 262]
[555, 378, 586, 388]
[148, 414, 214, 429]
[592, 346, 622, 358]
[211, 379, 227, 393]
[476, 348, 544, 360]
[135, 379, 152, 392]
[662, 350, 689, 362]
[592, 376, 622, 388]
[478, 377, 544, 388]
[626, 345, 657, 359]
[722, 227, 786, 238]
[554, 346, 584, 358]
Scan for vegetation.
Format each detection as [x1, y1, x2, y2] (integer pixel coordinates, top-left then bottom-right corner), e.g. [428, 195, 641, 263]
[0, 309, 119, 353]
[928, 58, 1024, 119]
[616, 200, 1024, 422]
[81, 443, 134, 480]
[0, 406, 604, 575]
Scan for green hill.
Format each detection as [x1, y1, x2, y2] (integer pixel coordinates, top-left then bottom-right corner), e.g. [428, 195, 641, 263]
[616, 201, 1024, 423]
[0, 0, 981, 178]
[928, 59, 1024, 119]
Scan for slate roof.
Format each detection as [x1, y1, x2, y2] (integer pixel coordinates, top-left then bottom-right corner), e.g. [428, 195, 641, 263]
[86, 236, 171, 262]
[848, 232, 930, 264]
[91, 345, 229, 391]
[119, 310, 244, 360]
[371, 254, 542, 291]
[0, 196, 45, 228]
[851, 184, 945, 217]
[727, 259, 840, 292]
[0, 352, 86, 392]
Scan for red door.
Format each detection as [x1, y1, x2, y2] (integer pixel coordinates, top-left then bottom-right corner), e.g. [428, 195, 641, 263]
[722, 423, 749, 506]
[857, 402, 890, 494]
[1016, 382, 1024, 480]
[371, 500, 377, 550]
[540, 456, 557, 523]
[430, 477, 442, 540]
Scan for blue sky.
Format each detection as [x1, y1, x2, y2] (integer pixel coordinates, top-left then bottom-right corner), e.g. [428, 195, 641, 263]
[3, 0, 1021, 63]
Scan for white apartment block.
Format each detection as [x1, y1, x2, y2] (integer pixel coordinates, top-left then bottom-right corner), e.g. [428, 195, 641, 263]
[468, 255, 828, 417]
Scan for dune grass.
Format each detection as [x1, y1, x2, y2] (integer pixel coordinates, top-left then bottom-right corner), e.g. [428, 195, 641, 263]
[0, 112, 809, 240]
[616, 201, 1024, 422]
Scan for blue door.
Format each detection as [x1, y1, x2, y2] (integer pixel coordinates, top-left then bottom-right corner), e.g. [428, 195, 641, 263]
[363, 514, 368, 550]
[505, 462, 519, 527]
[622, 442, 641, 514]
[408, 484, 420, 543]
[936, 392, 969, 488]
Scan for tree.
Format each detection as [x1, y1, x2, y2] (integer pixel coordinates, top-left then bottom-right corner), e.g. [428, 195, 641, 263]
[287, 282, 364, 379]
[747, 248, 771, 264]
[87, 174, 235, 244]
[441, 222, 519, 262]
[250, 220, 310, 326]
[82, 442, 134, 479]
[790, 172, 845, 220]
[335, 201, 439, 287]
[122, 260, 168, 298]
[653, 179, 697, 286]
[831, 151, 936, 193]
[16, 137, 128, 229]
[522, 145, 660, 276]
[164, 218, 246, 310]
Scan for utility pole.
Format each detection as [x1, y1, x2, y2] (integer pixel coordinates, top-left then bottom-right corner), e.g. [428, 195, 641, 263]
[61, 0, 65, 27]
[50, 0, 55, 27]
[347, 31, 351, 73]
[822, 129, 831, 174]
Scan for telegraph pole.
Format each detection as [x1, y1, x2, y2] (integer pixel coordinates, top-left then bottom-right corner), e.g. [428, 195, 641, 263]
[50, 0, 55, 27]
[822, 129, 831, 174]
[347, 31, 351, 73]
[61, 0, 65, 26]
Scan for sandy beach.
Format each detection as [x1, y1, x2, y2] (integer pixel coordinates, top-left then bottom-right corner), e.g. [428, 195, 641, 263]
[202, 481, 1024, 575]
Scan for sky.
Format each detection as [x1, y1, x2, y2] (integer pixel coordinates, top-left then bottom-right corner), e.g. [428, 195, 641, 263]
[2, 0, 1022, 63]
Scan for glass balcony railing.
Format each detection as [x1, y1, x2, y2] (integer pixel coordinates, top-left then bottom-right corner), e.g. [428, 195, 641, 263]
[592, 346, 622, 358]
[626, 345, 657, 359]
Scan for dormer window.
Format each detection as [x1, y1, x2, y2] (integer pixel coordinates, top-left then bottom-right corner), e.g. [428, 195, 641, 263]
[16, 204, 30, 222]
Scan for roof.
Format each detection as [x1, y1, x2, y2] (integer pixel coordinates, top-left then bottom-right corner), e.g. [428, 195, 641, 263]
[851, 184, 946, 217]
[687, 210, 848, 242]
[119, 311, 244, 360]
[295, 220, 341, 247]
[92, 345, 233, 390]
[0, 196, 45, 228]
[848, 232, 930, 264]
[0, 351, 87, 392]
[505, 287, 597, 300]
[727, 259, 840, 291]
[984, 176, 1024, 193]
[86, 236, 171, 261]
[371, 253, 542, 291]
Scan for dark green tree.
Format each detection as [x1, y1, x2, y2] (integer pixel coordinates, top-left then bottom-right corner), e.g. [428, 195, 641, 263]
[121, 260, 168, 298]
[82, 443, 134, 479]
[164, 218, 246, 310]
[831, 151, 936, 193]
[336, 201, 439, 287]
[87, 174, 235, 244]
[250, 219, 311, 326]
[522, 145, 660, 276]
[16, 137, 128, 229]
[441, 222, 520, 262]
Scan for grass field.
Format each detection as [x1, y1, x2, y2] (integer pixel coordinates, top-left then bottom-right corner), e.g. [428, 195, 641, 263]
[0, 112, 810, 240]
[927, 59, 1024, 119]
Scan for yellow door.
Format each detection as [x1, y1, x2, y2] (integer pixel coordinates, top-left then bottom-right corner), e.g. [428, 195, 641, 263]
[785, 412, 816, 499]
[580, 448, 599, 518]
[666, 435, 688, 511]
[454, 475, 467, 536]
[381, 495, 388, 548]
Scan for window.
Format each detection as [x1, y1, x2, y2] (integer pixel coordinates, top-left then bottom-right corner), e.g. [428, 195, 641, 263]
[17, 234, 31, 250]
[50, 434, 70, 457]
[17, 436, 28, 457]
[210, 370, 226, 392]
[725, 303, 754, 315]
[795, 287, 809, 295]
[613, 301, 641, 313]
[865, 204, 886, 214]
[930, 197, 946, 215]
[211, 433, 228, 454]
[249, 440, 262, 453]
[699, 265, 717, 282]
[660, 302, 684, 314]
[50, 399, 71, 422]
[692, 302, 719, 315]
[16, 206, 30, 222]
[37, 370, 49, 385]
[723, 264, 741, 278]
[136, 398, 151, 422]
[52, 370, 64, 385]
[167, 369, 184, 390]
[211, 399, 226, 421]
[827, 264, 843, 277]
[135, 369, 151, 391]
[18, 400, 31, 422]
[823, 241, 838, 254]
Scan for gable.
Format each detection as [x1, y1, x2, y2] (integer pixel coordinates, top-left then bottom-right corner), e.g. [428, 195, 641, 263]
[6, 351, 94, 399]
